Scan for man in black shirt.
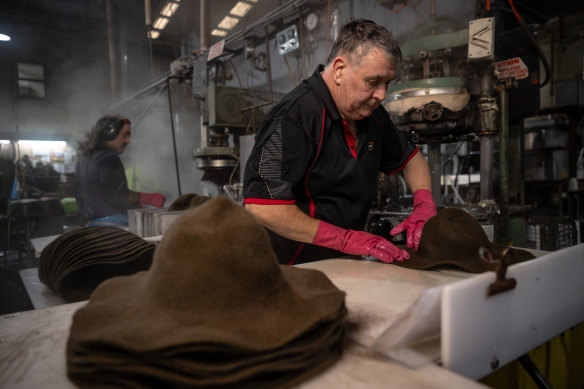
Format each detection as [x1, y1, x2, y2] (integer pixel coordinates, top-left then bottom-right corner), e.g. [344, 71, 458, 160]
[76, 115, 165, 226]
[243, 20, 436, 265]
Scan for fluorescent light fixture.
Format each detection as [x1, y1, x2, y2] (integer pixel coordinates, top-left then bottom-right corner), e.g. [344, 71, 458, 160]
[248, 0, 258, 2]
[18, 140, 67, 147]
[148, 30, 160, 39]
[0, 140, 10, 144]
[211, 29, 228, 37]
[153, 17, 169, 30]
[230, 1, 252, 17]
[161, 2, 180, 17]
[0, 33, 10, 41]
[218, 15, 240, 30]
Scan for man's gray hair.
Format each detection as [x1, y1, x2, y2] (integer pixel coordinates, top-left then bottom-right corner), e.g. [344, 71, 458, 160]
[326, 19, 402, 66]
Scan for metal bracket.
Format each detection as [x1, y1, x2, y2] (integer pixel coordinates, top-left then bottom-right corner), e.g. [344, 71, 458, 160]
[479, 246, 517, 297]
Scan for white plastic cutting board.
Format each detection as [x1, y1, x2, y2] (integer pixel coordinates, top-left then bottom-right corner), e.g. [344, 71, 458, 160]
[441, 243, 584, 380]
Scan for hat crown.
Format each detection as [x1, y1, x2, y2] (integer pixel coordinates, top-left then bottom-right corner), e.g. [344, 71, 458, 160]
[417, 207, 489, 259]
[146, 197, 288, 309]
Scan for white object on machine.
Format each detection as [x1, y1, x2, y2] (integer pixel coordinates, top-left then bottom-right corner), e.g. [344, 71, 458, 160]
[468, 17, 494, 60]
[442, 243, 584, 379]
[372, 244, 584, 379]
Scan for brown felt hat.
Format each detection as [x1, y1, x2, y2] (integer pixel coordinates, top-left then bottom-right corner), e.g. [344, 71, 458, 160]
[393, 207, 535, 273]
[167, 192, 212, 211]
[38, 226, 155, 302]
[66, 197, 346, 388]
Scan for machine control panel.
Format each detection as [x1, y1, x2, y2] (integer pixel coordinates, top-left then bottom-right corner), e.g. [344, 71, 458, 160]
[277, 24, 299, 55]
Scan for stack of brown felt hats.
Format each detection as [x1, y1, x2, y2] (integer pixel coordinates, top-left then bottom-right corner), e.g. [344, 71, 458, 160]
[38, 226, 156, 302]
[393, 207, 535, 273]
[66, 197, 347, 389]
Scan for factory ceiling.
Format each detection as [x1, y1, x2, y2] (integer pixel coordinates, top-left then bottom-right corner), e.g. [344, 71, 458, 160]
[1, 0, 582, 47]
[0, 0, 289, 50]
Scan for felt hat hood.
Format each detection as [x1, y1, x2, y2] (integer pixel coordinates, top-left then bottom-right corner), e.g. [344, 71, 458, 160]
[167, 192, 211, 211]
[394, 207, 535, 273]
[38, 226, 155, 302]
[67, 197, 346, 352]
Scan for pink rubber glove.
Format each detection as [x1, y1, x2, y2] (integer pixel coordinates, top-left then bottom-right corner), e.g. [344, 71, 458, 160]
[313, 221, 409, 263]
[139, 192, 166, 208]
[390, 189, 437, 250]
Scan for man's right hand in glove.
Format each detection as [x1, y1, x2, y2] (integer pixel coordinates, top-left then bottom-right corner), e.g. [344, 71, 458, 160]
[138, 192, 166, 208]
[312, 220, 409, 263]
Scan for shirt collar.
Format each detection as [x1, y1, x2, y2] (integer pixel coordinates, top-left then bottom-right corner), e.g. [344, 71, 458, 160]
[307, 65, 343, 122]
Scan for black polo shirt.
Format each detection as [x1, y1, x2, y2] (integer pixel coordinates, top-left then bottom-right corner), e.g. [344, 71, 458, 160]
[76, 146, 131, 220]
[243, 65, 417, 264]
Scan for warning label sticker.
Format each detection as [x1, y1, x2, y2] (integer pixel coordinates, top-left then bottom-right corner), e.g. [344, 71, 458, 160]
[496, 57, 529, 80]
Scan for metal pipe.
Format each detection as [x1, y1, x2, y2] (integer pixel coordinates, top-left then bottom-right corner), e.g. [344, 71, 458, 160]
[144, 0, 151, 25]
[109, 71, 170, 111]
[518, 354, 554, 389]
[241, 25, 274, 113]
[200, 0, 209, 51]
[498, 85, 509, 238]
[106, 0, 119, 101]
[480, 135, 494, 200]
[199, 0, 209, 155]
[144, 0, 153, 75]
[428, 143, 442, 207]
[166, 76, 183, 196]
[298, 8, 305, 80]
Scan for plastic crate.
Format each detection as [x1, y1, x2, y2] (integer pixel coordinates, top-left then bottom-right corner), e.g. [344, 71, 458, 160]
[526, 216, 577, 251]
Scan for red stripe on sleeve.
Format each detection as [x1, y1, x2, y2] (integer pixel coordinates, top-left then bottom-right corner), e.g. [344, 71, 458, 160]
[387, 147, 419, 176]
[244, 198, 296, 205]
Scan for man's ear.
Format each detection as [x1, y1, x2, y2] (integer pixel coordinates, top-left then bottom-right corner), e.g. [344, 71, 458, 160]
[332, 56, 347, 86]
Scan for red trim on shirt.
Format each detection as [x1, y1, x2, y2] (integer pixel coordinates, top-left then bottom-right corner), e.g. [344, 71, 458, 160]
[372, 115, 383, 129]
[304, 108, 326, 200]
[342, 121, 357, 159]
[244, 198, 295, 205]
[288, 243, 305, 265]
[386, 147, 419, 175]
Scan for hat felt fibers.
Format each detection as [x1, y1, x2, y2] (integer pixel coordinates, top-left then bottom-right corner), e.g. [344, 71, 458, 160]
[38, 226, 155, 302]
[66, 197, 347, 388]
[393, 207, 535, 273]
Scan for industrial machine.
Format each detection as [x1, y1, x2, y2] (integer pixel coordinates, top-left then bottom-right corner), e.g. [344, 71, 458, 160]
[367, 10, 501, 241]
[189, 29, 285, 195]
[369, 0, 550, 244]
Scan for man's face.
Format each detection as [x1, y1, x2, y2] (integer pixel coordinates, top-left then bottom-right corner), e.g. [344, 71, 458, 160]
[335, 49, 398, 121]
[105, 123, 131, 154]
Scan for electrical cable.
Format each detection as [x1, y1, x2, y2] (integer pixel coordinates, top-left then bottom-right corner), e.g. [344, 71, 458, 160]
[283, 55, 299, 87]
[506, 0, 522, 22]
[228, 58, 244, 88]
[228, 159, 240, 186]
[506, 0, 551, 88]
[391, 3, 405, 13]
[132, 83, 167, 126]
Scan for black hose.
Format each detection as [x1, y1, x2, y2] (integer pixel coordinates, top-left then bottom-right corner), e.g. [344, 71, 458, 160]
[516, 17, 551, 88]
[483, 2, 552, 88]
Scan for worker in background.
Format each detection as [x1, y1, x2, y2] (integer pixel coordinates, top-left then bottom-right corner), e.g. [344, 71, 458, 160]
[243, 19, 436, 265]
[75, 115, 165, 227]
[15, 154, 36, 198]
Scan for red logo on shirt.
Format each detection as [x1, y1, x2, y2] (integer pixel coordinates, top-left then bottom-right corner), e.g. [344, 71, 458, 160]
[368, 141, 374, 151]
